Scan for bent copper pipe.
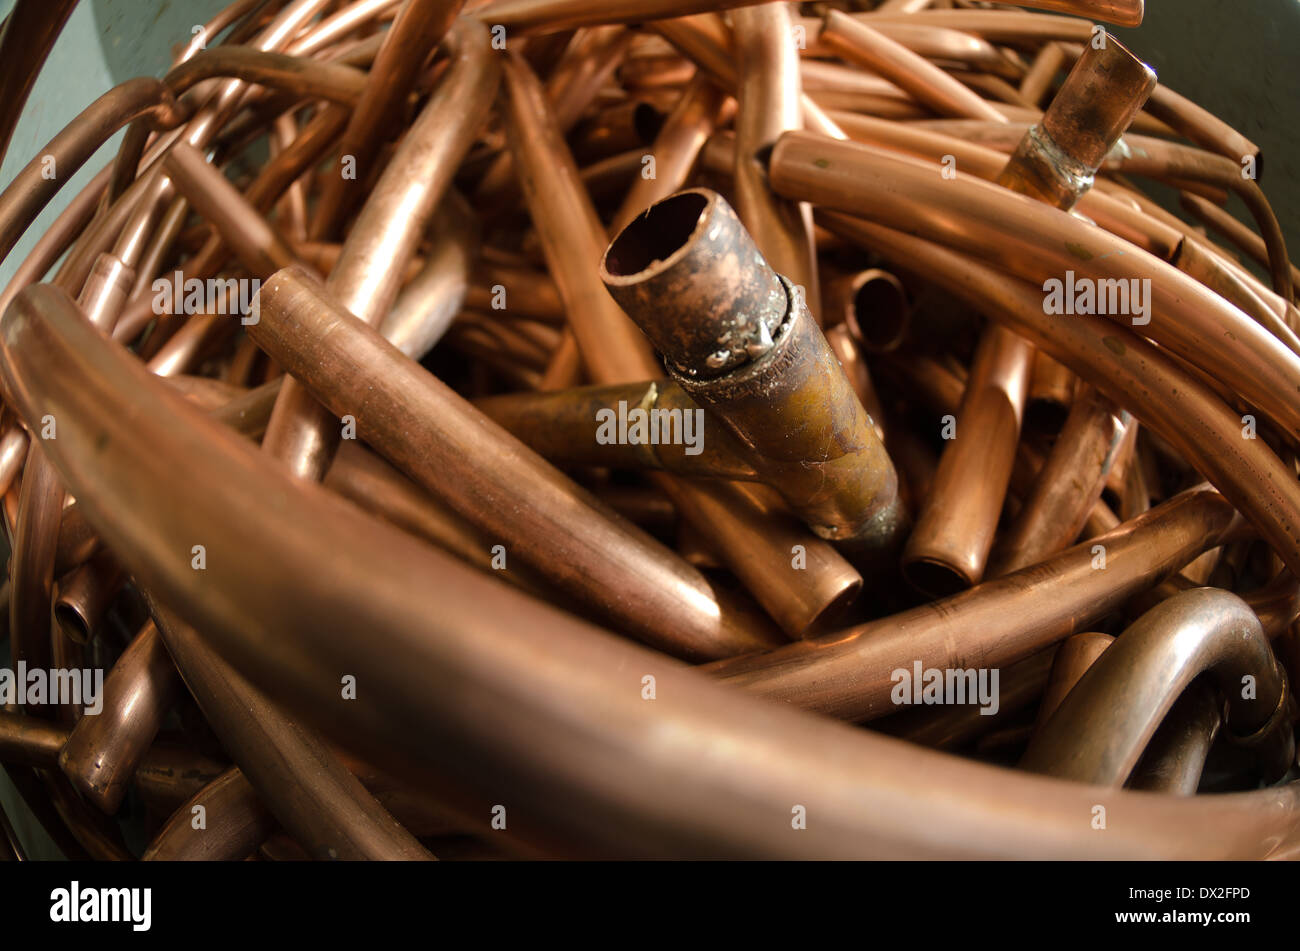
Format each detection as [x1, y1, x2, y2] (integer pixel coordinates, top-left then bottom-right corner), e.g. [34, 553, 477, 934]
[602, 189, 904, 550]
[13, 284, 1300, 858]
[142, 766, 277, 862]
[1003, 1, 1143, 27]
[1021, 589, 1294, 786]
[250, 267, 781, 659]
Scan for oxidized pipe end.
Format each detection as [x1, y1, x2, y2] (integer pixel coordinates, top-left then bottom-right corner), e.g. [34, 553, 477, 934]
[601, 189, 789, 381]
[1041, 35, 1157, 172]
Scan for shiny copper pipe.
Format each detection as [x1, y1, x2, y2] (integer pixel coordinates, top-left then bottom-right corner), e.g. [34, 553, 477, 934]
[251, 267, 781, 658]
[732, 4, 820, 321]
[57, 621, 181, 814]
[307, 0, 464, 239]
[821, 11, 1007, 124]
[603, 189, 905, 549]
[767, 134, 1300, 451]
[858, 9, 1098, 46]
[15, 282, 1300, 857]
[1021, 589, 1294, 785]
[263, 18, 500, 482]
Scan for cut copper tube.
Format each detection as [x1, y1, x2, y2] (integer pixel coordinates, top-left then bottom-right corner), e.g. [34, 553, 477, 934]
[16, 283, 1300, 857]
[250, 267, 781, 658]
[828, 268, 910, 353]
[1021, 589, 1294, 785]
[1026, 350, 1076, 422]
[731, 4, 820, 321]
[52, 549, 127, 646]
[142, 766, 276, 862]
[821, 11, 1007, 124]
[989, 386, 1130, 576]
[57, 620, 181, 815]
[307, 0, 465, 240]
[611, 75, 730, 233]
[602, 189, 905, 549]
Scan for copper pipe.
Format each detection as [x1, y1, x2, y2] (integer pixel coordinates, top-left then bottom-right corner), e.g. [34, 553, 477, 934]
[11, 283, 1300, 857]
[57, 621, 181, 815]
[821, 12, 1007, 124]
[263, 18, 500, 482]
[732, 4, 820, 321]
[1032, 632, 1114, 730]
[1000, 1, 1143, 27]
[611, 75, 730, 233]
[1182, 192, 1300, 302]
[827, 268, 909, 354]
[989, 386, 1130, 576]
[251, 267, 781, 658]
[1021, 589, 1294, 785]
[603, 189, 905, 549]
[857, 9, 1098, 46]
[475, 0, 770, 34]
[161, 45, 369, 105]
[1127, 681, 1221, 795]
[0, 0, 79, 164]
[52, 549, 126, 646]
[308, 0, 464, 239]
[142, 766, 276, 861]
[1019, 41, 1066, 107]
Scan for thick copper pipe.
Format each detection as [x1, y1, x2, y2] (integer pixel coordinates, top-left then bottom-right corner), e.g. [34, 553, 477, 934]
[768, 134, 1300, 450]
[989, 386, 1129, 576]
[1022, 589, 1294, 785]
[263, 18, 500, 482]
[309, 0, 464, 239]
[57, 621, 181, 815]
[611, 75, 730, 233]
[0, 0, 79, 164]
[732, 4, 819, 321]
[819, 214, 1300, 582]
[603, 189, 904, 549]
[9, 285, 1300, 857]
[251, 267, 780, 658]
[142, 766, 276, 861]
[821, 12, 1007, 124]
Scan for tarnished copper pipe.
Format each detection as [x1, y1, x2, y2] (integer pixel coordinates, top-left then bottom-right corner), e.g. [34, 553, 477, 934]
[142, 766, 276, 861]
[602, 189, 905, 550]
[1021, 589, 1294, 785]
[0, 0, 79, 164]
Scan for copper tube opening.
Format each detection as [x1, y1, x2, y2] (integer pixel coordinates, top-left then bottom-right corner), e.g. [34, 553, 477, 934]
[603, 190, 710, 278]
[841, 268, 909, 353]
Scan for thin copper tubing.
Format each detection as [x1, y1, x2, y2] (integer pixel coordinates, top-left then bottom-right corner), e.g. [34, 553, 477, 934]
[474, 0, 770, 34]
[731, 4, 820, 321]
[1021, 589, 1294, 786]
[10, 283, 1300, 859]
[263, 18, 501, 482]
[308, 0, 464, 240]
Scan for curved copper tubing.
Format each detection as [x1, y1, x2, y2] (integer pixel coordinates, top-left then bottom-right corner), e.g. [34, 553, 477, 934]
[14, 285, 1300, 857]
[1001, 1, 1142, 26]
[0, 0, 79, 164]
[308, 0, 464, 239]
[612, 75, 730, 234]
[142, 766, 276, 862]
[818, 213, 1300, 582]
[57, 621, 181, 815]
[1182, 192, 1300, 305]
[1021, 589, 1294, 785]
[1127, 680, 1221, 795]
[827, 268, 909, 354]
[263, 18, 500, 482]
[797, 17, 1017, 77]
[1145, 81, 1260, 167]
[821, 11, 1006, 124]
[989, 386, 1129, 576]
[161, 46, 369, 106]
[767, 133, 1300, 451]
[707, 486, 1243, 722]
[475, 380, 759, 481]
[603, 189, 904, 548]
[251, 267, 781, 659]
[732, 4, 819, 321]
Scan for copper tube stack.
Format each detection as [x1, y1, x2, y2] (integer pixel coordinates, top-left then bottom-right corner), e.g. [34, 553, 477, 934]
[1, 0, 1299, 872]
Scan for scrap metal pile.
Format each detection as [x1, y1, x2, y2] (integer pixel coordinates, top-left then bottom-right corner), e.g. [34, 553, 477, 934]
[1, 0, 1299, 860]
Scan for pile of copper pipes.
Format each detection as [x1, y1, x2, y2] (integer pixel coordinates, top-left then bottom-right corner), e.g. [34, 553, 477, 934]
[0, 0, 1298, 862]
